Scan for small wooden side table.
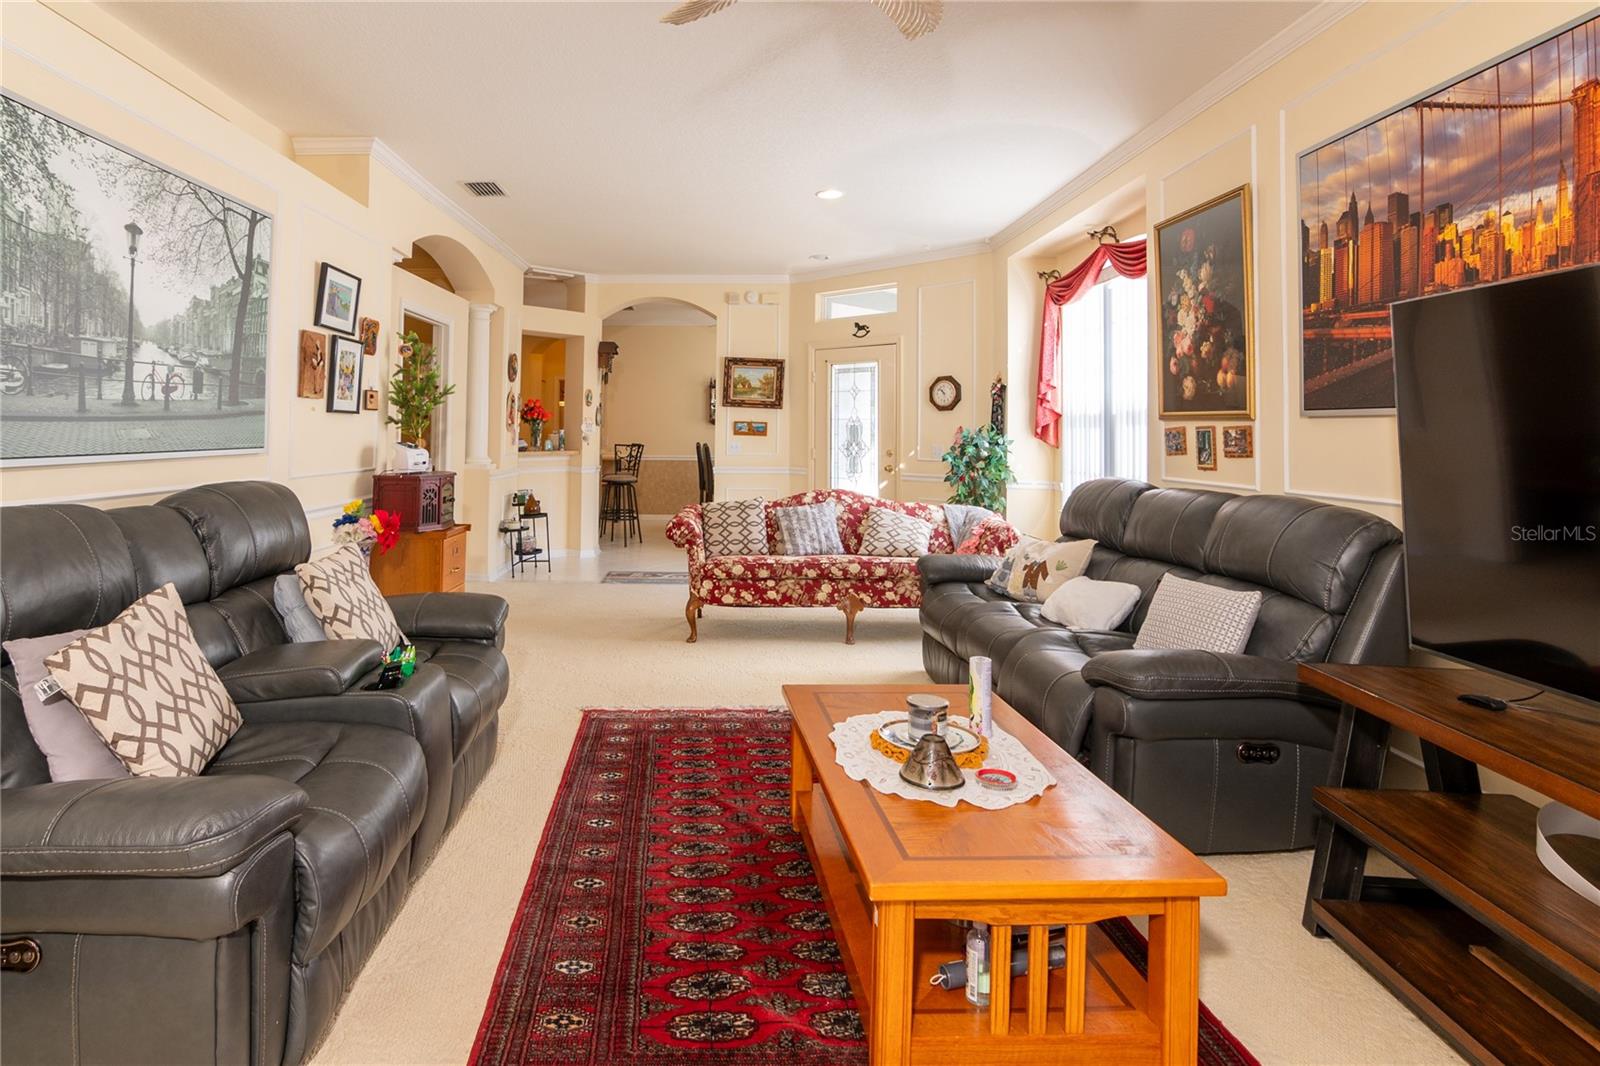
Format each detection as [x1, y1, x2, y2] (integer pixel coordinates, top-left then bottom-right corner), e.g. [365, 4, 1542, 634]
[370, 523, 471, 595]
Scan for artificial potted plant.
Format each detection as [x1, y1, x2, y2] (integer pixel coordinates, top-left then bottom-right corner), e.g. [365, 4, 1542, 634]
[387, 330, 455, 447]
[941, 425, 1014, 514]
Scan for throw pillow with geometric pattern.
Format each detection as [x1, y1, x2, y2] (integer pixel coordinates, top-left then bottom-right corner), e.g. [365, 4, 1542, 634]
[701, 498, 769, 556]
[1133, 573, 1263, 654]
[773, 501, 844, 556]
[295, 544, 406, 650]
[858, 507, 933, 557]
[43, 583, 242, 778]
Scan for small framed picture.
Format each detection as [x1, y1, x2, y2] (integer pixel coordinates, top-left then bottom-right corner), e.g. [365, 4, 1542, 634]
[327, 336, 363, 413]
[1195, 425, 1218, 470]
[1223, 425, 1254, 459]
[732, 420, 768, 436]
[358, 317, 380, 356]
[1163, 427, 1187, 456]
[315, 263, 362, 334]
[722, 357, 784, 409]
[362, 388, 380, 412]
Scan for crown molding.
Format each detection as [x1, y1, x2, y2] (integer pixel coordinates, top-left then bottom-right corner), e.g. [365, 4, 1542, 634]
[589, 273, 791, 286]
[989, 0, 1361, 252]
[292, 135, 558, 276]
[788, 240, 992, 283]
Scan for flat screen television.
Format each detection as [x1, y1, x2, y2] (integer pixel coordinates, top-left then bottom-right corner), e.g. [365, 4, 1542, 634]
[1391, 264, 1600, 703]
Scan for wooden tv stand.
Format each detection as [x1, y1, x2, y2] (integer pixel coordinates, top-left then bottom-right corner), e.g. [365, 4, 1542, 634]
[1299, 664, 1600, 1064]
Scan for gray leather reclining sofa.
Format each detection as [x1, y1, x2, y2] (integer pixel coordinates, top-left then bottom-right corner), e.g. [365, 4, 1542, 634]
[0, 481, 509, 1064]
[920, 478, 1406, 854]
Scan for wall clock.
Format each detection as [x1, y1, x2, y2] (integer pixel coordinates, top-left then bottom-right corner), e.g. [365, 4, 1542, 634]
[929, 375, 962, 412]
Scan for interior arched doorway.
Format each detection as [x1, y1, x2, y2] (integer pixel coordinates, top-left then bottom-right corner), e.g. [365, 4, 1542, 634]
[597, 297, 719, 541]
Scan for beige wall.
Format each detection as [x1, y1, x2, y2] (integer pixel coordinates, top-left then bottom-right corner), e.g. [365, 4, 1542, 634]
[995, 0, 1596, 538]
[791, 254, 996, 510]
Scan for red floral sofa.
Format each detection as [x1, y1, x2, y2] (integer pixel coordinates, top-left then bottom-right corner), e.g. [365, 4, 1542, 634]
[665, 489, 1018, 644]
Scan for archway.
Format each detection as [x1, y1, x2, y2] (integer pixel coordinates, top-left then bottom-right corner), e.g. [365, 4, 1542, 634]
[598, 298, 719, 529]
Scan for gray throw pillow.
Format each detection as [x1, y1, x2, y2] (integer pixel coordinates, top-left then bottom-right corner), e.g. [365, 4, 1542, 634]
[1133, 573, 1263, 654]
[773, 501, 843, 556]
[4, 629, 130, 781]
[275, 573, 328, 642]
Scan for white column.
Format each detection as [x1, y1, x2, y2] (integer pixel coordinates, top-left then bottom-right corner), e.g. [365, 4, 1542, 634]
[466, 302, 496, 466]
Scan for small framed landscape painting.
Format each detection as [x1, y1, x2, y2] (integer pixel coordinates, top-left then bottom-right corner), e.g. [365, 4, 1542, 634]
[723, 357, 784, 409]
[1155, 184, 1254, 419]
[315, 263, 362, 334]
[1195, 425, 1218, 471]
[1223, 425, 1253, 459]
[1163, 427, 1187, 456]
[732, 420, 768, 436]
[327, 336, 363, 413]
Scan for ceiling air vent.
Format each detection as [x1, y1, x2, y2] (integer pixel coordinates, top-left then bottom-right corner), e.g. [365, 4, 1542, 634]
[462, 181, 506, 197]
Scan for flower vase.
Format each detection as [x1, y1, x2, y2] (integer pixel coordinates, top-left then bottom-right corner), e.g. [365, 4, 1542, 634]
[529, 420, 544, 450]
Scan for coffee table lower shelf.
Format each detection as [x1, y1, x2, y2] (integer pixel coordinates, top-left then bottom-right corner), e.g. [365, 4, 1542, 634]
[795, 781, 1177, 1065]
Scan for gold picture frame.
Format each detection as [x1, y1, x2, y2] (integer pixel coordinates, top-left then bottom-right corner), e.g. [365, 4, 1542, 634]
[722, 357, 784, 409]
[1154, 184, 1255, 419]
[1195, 425, 1218, 470]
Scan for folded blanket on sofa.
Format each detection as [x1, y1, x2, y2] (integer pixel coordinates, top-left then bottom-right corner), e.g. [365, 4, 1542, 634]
[943, 503, 996, 549]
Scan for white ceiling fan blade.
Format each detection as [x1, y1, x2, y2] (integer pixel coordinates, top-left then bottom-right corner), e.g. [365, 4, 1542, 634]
[871, 0, 944, 39]
[660, 0, 739, 27]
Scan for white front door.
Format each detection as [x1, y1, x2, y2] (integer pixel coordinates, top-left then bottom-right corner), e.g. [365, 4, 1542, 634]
[816, 343, 898, 498]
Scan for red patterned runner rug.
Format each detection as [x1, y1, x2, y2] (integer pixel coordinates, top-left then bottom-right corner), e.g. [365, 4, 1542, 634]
[470, 707, 1259, 1066]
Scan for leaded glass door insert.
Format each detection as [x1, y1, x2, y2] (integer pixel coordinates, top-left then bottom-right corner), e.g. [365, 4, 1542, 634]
[817, 344, 897, 499]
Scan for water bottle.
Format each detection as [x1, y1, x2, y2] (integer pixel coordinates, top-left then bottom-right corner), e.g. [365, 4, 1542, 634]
[964, 922, 990, 1007]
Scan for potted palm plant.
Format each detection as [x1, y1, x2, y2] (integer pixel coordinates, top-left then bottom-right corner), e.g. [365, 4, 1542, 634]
[386, 330, 455, 446]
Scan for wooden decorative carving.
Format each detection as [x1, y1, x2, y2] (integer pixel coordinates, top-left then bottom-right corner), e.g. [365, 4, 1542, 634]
[298, 330, 327, 398]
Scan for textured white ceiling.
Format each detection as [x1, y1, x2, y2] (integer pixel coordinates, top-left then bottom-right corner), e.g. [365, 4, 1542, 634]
[103, 1, 1315, 276]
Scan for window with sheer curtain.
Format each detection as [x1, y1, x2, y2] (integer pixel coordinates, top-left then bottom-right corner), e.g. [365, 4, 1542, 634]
[1058, 270, 1149, 494]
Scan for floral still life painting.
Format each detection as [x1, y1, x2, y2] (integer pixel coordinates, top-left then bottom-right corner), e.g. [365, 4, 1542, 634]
[1155, 185, 1254, 419]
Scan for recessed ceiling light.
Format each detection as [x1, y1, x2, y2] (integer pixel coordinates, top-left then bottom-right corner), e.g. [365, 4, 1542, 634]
[809, 254, 830, 261]
[815, 188, 845, 200]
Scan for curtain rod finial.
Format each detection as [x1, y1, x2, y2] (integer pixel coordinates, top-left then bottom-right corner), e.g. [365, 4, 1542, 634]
[1088, 225, 1120, 245]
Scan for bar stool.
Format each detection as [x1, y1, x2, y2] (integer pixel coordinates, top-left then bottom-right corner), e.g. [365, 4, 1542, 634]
[600, 442, 645, 545]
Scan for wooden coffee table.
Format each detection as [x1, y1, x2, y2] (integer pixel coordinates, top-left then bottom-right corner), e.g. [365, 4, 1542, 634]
[784, 684, 1226, 1066]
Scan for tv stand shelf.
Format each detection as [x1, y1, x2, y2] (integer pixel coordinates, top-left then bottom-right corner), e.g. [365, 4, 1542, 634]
[1300, 665, 1600, 1065]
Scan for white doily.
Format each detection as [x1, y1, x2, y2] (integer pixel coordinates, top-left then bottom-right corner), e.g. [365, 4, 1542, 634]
[828, 711, 1055, 809]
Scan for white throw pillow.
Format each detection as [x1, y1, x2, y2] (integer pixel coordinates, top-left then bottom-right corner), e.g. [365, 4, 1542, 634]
[1041, 576, 1142, 631]
[773, 501, 844, 556]
[1133, 573, 1262, 654]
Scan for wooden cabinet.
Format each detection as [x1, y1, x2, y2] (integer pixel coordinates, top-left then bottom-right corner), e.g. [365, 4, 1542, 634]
[370, 523, 471, 596]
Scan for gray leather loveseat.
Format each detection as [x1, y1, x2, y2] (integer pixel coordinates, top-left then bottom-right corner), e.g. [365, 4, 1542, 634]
[0, 481, 509, 1064]
[919, 478, 1406, 854]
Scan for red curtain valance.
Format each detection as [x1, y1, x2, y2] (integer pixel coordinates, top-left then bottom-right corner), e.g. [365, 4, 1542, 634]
[1033, 238, 1147, 447]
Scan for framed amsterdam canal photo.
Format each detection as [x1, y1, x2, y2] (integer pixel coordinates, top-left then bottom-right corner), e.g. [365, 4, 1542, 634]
[1, 94, 272, 464]
[1154, 185, 1254, 419]
[1297, 14, 1599, 414]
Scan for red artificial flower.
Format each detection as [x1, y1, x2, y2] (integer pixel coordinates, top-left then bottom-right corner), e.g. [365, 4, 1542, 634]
[370, 509, 402, 554]
[520, 398, 552, 424]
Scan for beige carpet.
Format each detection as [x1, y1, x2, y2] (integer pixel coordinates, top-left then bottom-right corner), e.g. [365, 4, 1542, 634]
[311, 521, 1459, 1065]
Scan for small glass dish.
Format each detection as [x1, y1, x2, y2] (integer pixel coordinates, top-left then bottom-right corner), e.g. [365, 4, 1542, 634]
[975, 768, 1017, 791]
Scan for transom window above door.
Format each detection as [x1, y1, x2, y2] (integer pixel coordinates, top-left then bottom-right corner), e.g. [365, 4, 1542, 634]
[819, 284, 897, 321]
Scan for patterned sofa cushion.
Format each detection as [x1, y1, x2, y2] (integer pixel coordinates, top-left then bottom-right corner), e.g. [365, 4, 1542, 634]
[760, 490, 956, 555]
[859, 507, 934, 557]
[701, 554, 919, 584]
